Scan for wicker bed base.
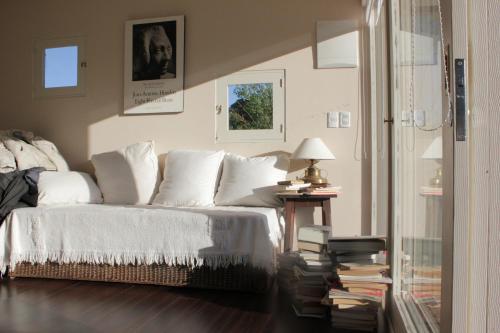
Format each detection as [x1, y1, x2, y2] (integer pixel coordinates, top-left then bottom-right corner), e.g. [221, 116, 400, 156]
[9, 262, 272, 293]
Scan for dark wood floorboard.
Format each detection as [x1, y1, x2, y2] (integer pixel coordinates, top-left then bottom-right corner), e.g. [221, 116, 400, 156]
[0, 278, 366, 333]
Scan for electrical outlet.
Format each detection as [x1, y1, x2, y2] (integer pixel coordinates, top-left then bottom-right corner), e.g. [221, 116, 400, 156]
[327, 112, 339, 128]
[339, 111, 351, 128]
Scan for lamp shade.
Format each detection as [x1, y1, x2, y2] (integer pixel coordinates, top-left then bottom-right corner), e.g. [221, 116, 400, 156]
[291, 138, 335, 160]
[421, 136, 442, 159]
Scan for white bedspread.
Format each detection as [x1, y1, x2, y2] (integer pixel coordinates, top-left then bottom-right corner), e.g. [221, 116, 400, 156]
[0, 205, 283, 275]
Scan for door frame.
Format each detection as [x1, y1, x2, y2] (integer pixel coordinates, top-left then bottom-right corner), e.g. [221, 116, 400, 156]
[451, 0, 499, 332]
[449, 0, 468, 332]
[439, 0, 455, 332]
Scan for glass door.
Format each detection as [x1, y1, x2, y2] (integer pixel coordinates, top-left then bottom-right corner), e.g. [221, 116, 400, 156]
[388, 0, 453, 331]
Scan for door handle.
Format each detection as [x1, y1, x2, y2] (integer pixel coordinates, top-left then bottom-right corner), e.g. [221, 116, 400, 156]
[455, 59, 466, 141]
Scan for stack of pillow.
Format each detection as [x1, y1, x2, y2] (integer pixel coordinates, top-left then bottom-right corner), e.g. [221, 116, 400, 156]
[37, 141, 289, 208]
[0, 129, 70, 173]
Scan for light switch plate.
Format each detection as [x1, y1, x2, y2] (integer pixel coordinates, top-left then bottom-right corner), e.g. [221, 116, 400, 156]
[401, 110, 426, 127]
[339, 111, 351, 128]
[414, 109, 426, 127]
[402, 110, 413, 127]
[327, 111, 339, 128]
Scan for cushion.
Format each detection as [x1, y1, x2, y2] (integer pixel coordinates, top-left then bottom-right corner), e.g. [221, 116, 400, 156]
[37, 171, 103, 205]
[91, 141, 159, 204]
[1, 137, 57, 171]
[0, 142, 16, 173]
[214, 154, 288, 207]
[153, 149, 225, 207]
[30, 136, 70, 171]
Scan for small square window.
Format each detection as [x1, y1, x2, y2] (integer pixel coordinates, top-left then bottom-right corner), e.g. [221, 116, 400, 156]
[34, 37, 86, 98]
[216, 70, 285, 142]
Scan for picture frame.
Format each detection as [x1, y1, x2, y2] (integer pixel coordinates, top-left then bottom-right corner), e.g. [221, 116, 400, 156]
[123, 15, 184, 114]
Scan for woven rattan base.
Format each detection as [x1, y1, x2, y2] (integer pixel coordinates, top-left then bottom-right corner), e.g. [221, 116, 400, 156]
[10, 262, 271, 293]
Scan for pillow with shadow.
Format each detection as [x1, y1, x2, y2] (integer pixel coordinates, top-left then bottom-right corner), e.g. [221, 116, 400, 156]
[2, 137, 56, 171]
[214, 154, 288, 207]
[30, 136, 70, 172]
[0, 142, 16, 173]
[91, 141, 159, 204]
[153, 149, 225, 207]
[37, 171, 103, 205]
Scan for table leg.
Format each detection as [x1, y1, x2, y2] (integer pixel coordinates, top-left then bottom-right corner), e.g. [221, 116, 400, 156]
[284, 201, 296, 252]
[321, 199, 331, 227]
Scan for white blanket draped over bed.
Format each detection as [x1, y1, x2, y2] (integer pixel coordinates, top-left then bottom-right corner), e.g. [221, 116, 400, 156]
[0, 205, 283, 275]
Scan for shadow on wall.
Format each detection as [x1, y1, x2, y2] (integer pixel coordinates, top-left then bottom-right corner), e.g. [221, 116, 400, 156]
[0, 0, 362, 171]
[157, 150, 307, 187]
[254, 151, 309, 173]
[1, 1, 369, 233]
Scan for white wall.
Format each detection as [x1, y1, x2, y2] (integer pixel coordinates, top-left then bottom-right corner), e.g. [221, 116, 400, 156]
[0, 0, 370, 237]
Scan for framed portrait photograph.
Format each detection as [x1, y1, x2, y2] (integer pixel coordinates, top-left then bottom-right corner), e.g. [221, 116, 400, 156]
[124, 15, 184, 114]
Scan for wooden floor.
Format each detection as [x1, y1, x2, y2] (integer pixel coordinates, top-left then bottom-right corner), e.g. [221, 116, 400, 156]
[0, 278, 363, 333]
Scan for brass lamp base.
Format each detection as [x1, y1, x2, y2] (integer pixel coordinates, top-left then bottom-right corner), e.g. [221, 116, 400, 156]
[429, 167, 442, 187]
[301, 160, 329, 184]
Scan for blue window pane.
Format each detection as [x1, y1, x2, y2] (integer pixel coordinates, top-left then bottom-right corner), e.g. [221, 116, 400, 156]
[44, 46, 78, 88]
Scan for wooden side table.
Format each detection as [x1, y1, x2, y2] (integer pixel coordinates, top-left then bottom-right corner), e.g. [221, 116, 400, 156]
[277, 193, 337, 252]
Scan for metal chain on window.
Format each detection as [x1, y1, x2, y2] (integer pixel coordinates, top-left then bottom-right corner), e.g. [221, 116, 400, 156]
[412, 0, 453, 132]
[405, 0, 453, 153]
[405, 0, 417, 151]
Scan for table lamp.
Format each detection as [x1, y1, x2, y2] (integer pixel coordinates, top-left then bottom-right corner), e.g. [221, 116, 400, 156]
[291, 138, 335, 184]
[421, 136, 442, 187]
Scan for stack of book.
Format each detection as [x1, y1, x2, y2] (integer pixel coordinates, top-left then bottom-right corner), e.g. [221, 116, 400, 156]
[406, 266, 442, 324]
[276, 180, 311, 195]
[297, 225, 330, 254]
[411, 266, 442, 299]
[277, 252, 300, 295]
[420, 186, 443, 196]
[277, 226, 333, 318]
[302, 185, 342, 195]
[293, 226, 333, 318]
[324, 236, 391, 332]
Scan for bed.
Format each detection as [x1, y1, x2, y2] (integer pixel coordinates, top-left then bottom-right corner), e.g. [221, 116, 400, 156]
[0, 204, 283, 292]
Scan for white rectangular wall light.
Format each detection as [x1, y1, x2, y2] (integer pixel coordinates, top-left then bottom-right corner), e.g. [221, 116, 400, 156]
[316, 20, 359, 68]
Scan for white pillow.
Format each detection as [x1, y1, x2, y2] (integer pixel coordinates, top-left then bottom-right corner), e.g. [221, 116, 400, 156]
[214, 154, 288, 207]
[31, 136, 70, 171]
[2, 137, 57, 171]
[91, 141, 159, 204]
[0, 142, 16, 173]
[38, 171, 103, 205]
[153, 149, 224, 207]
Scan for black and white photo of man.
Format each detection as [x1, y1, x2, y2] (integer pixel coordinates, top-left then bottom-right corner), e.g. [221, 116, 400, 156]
[132, 21, 176, 81]
[124, 16, 184, 113]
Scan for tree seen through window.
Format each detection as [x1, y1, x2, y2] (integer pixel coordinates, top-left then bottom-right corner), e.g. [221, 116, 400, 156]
[228, 83, 273, 130]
